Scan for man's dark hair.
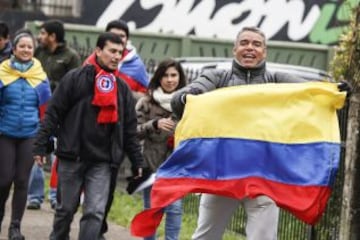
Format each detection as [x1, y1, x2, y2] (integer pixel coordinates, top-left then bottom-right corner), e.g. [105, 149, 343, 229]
[105, 19, 129, 38]
[96, 32, 123, 49]
[0, 21, 9, 39]
[41, 19, 65, 43]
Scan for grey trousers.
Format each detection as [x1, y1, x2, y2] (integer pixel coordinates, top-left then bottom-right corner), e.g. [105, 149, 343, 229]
[192, 194, 279, 240]
[49, 159, 111, 240]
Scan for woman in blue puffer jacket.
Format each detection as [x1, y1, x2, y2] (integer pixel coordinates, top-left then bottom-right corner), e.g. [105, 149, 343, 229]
[0, 32, 51, 240]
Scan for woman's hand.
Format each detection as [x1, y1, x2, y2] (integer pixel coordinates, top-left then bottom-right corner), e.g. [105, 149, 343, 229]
[157, 117, 176, 132]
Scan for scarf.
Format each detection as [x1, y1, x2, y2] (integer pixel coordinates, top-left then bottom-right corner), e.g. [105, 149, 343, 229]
[0, 58, 51, 119]
[152, 87, 174, 112]
[152, 87, 175, 149]
[0, 58, 47, 87]
[84, 52, 147, 92]
[90, 58, 119, 124]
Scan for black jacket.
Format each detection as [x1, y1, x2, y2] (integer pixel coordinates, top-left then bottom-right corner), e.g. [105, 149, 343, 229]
[33, 65, 144, 169]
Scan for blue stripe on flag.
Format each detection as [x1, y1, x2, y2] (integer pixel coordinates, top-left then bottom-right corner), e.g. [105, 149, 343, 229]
[157, 138, 340, 186]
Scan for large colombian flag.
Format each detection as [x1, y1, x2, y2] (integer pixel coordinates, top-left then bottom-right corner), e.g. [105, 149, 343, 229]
[131, 82, 346, 237]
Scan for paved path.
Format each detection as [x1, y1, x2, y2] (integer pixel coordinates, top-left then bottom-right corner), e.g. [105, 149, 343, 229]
[0, 199, 141, 240]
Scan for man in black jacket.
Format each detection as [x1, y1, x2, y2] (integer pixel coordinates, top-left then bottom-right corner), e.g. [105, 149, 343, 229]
[33, 32, 144, 240]
[27, 19, 81, 211]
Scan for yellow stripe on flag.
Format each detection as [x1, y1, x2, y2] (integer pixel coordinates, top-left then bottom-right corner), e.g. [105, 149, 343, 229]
[175, 82, 346, 146]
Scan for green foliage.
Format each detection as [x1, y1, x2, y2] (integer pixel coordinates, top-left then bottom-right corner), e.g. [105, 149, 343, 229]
[331, 30, 353, 80]
[330, 1, 360, 87]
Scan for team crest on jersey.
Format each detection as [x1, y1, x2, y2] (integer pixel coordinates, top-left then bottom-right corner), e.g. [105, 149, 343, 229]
[96, 74, 115, 93]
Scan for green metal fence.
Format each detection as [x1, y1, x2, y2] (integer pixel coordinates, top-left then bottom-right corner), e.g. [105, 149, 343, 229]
[25, 21, 334, 71]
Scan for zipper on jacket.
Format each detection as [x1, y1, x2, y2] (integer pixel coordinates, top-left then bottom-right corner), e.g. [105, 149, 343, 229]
[246, 71, 251, 83]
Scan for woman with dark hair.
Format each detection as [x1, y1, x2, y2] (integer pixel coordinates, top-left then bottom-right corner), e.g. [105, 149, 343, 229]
[0, 32, 51, 240]
[136, 58, 187, 240]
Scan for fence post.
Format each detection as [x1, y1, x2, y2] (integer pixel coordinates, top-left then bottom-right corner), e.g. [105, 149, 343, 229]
[307, 226, 316, 240]
[180, 37, 192, 57]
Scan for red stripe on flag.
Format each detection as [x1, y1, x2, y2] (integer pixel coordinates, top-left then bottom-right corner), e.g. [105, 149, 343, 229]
[131, 177, 331, 237]
[131, 207, 164, 237]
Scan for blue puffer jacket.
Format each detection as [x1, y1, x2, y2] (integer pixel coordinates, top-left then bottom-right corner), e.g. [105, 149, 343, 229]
[0, 79, 40, 138]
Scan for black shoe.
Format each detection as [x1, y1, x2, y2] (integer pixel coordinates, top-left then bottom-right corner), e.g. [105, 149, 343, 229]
[98, 235, 106, 240]
[8, 223, 25, 240]
[26, 202, 40, 210]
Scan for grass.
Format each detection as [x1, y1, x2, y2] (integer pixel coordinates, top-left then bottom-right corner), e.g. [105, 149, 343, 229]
[108, 189, 244, 240]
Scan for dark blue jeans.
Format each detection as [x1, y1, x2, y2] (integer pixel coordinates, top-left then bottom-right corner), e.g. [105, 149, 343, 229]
[49, 159, 110, 240]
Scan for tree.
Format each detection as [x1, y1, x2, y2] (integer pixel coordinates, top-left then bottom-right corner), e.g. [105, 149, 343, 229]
[332, 3, 360, 240]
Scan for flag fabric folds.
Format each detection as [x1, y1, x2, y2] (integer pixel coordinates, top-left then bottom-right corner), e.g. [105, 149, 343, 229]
[131, 82, 346, 237]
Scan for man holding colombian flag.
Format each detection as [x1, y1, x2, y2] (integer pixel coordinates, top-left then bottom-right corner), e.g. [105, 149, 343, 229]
[131, 27, 350, 240]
